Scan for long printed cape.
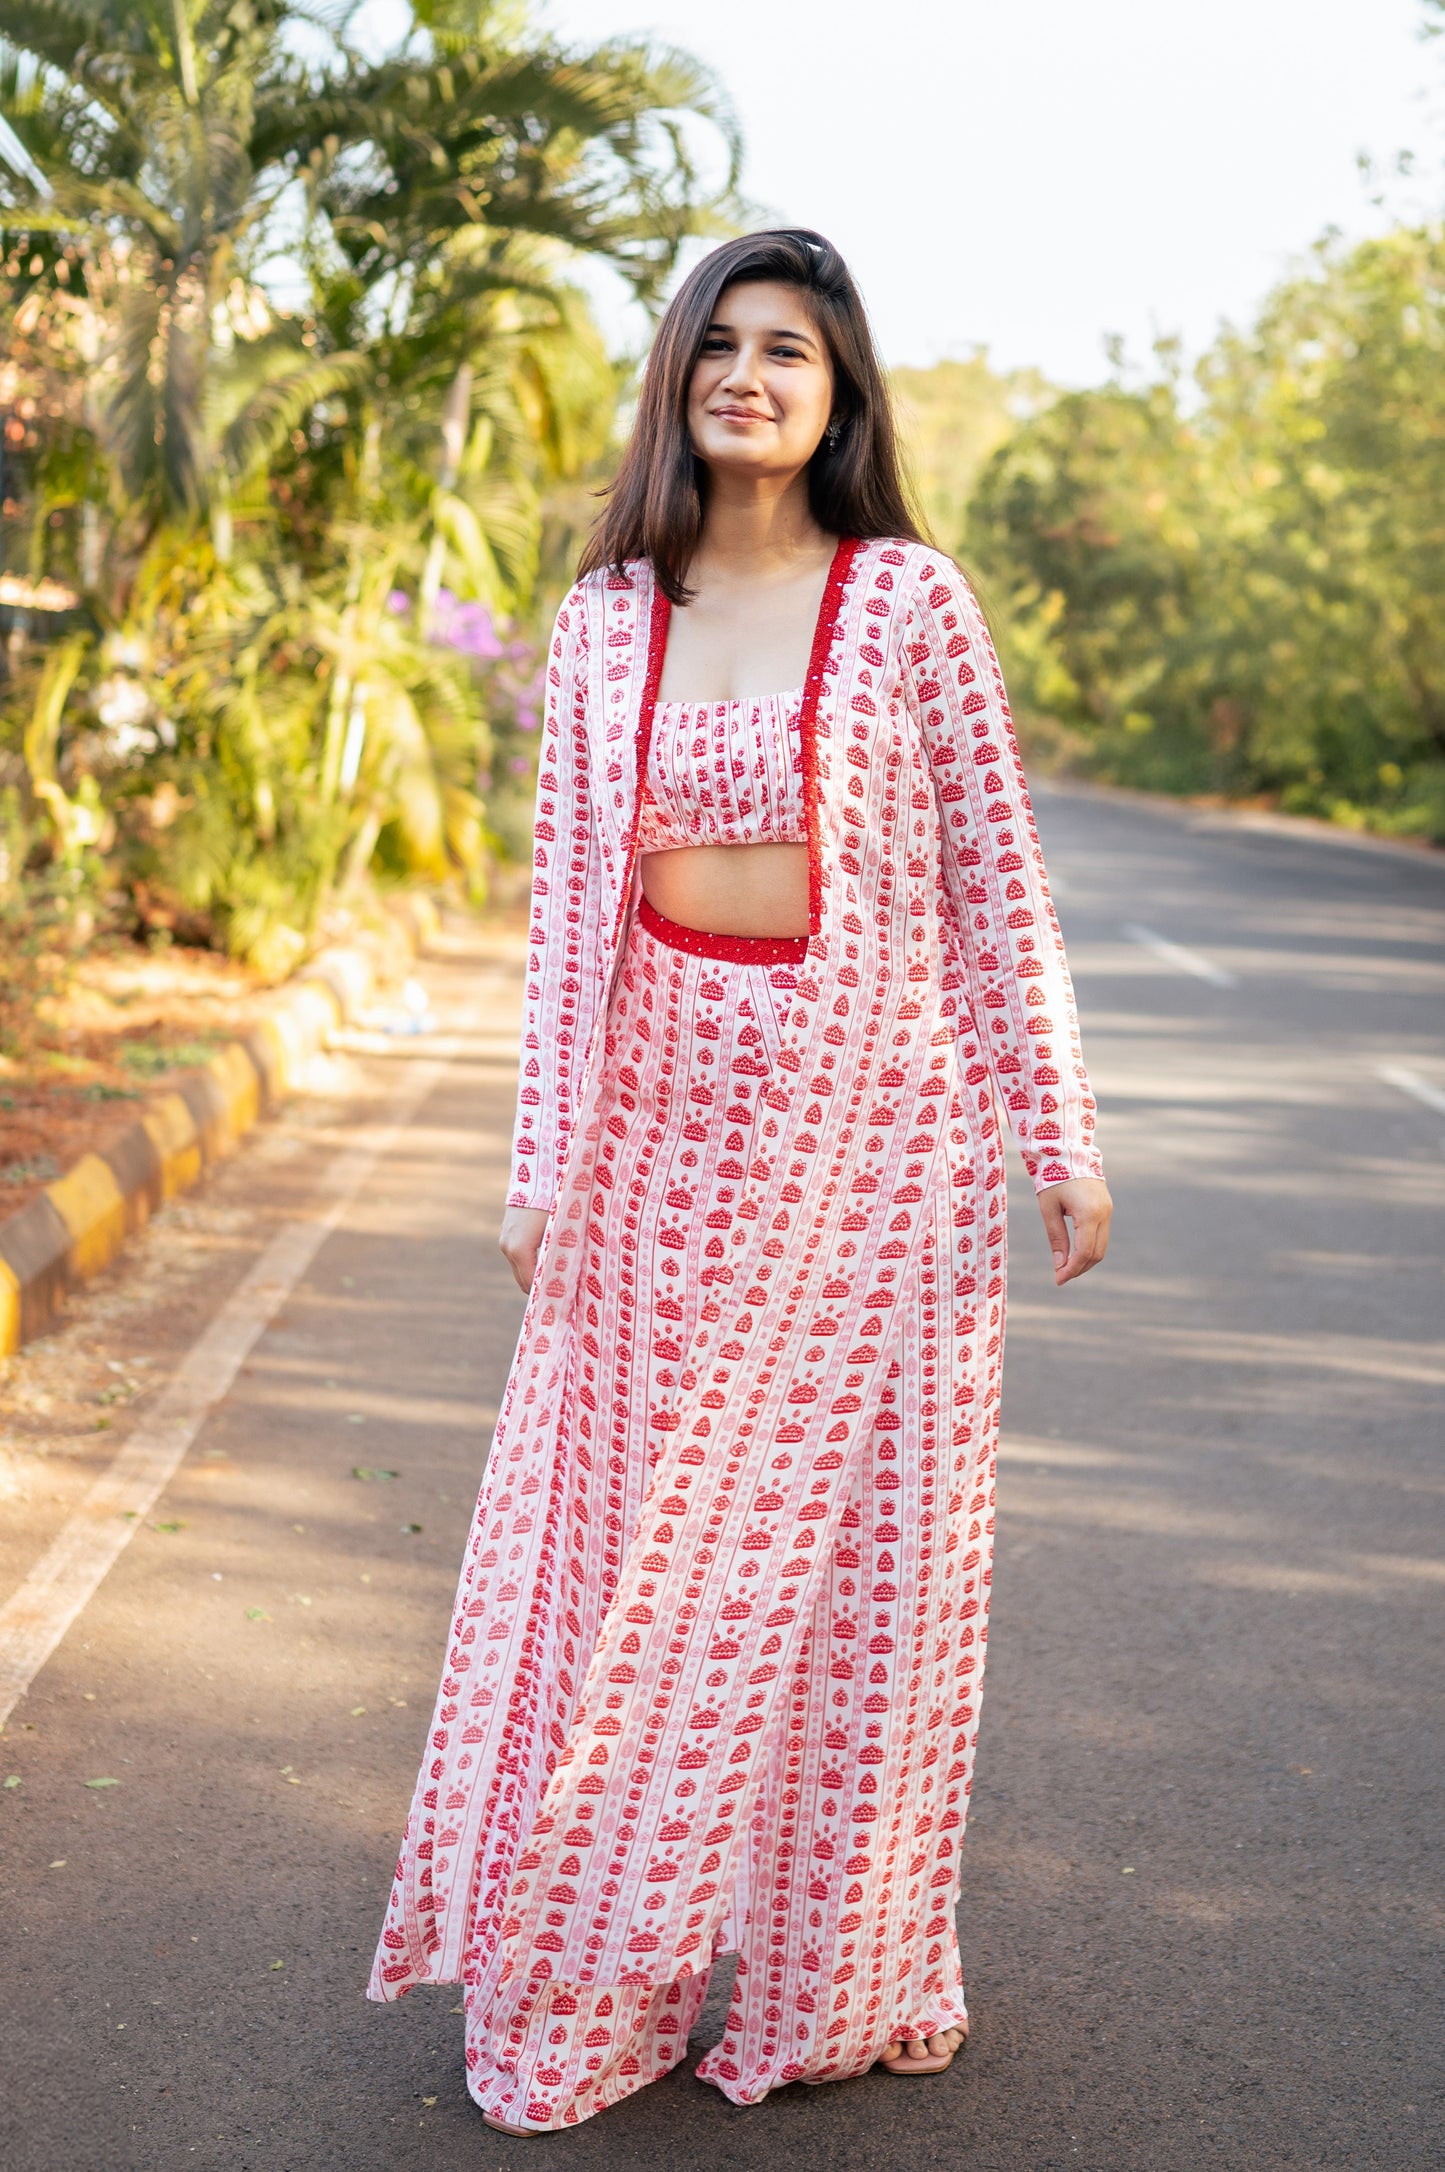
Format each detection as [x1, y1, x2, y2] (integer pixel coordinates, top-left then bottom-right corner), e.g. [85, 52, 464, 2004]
[370, 535, 1100, 2019]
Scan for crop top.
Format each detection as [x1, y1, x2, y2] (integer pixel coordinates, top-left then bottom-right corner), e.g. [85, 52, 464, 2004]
[635, 690, 806, 853]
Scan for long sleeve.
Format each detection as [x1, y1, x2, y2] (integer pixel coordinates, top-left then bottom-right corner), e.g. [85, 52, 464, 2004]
[903, 558, 1102, 1192]
[506, 584, 607, 1211]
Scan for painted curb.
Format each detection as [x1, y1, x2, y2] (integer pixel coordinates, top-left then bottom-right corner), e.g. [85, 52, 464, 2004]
[0, 896, 440, 1356]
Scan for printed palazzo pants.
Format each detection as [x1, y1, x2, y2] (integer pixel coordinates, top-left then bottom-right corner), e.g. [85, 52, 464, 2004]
[464, 904, 1004, 2126]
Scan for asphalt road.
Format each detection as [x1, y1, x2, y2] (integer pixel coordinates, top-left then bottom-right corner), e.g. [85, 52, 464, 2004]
[3, 791, 1443, 2172]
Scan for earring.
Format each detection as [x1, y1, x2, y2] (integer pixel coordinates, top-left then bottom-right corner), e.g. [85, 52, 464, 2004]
[826, 418, 842, 450]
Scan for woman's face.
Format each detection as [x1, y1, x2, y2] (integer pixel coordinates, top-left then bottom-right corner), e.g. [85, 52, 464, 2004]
[686, 279, 836, 487]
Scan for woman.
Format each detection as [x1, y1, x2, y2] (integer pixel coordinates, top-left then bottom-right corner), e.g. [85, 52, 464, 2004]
[369, 229, 1110, 2132]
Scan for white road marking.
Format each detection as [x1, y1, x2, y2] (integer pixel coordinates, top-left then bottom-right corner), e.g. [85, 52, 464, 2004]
[0, 1055, 453, 1730]
[1377, 1065, 1445, 1120]
[1121, 923, 1239, 989]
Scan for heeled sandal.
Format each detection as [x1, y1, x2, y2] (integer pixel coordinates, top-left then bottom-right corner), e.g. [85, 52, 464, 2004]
[482, 2113, 541, 2136]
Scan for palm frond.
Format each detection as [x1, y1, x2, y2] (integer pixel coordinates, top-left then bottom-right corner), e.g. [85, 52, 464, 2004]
[215, 341, 369, 483]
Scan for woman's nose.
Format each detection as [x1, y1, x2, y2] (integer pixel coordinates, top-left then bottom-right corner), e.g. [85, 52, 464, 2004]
[720, 344, 766, 393]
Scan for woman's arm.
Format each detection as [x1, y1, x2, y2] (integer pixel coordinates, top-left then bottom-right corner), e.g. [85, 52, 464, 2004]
[505, 582, 602, 1219]
[902, 555, 1109, 1278]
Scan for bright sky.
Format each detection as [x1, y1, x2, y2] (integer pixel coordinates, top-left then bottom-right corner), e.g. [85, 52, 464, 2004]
[533, 0, 1437, 383]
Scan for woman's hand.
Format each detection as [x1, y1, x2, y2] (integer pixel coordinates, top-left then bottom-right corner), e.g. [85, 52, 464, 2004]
[1036, 1177, 1112, 1287]
[499, 1207, 549, 1294]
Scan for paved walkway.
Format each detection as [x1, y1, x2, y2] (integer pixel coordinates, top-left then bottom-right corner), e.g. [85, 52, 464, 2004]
[3, 793, 1442, 2170]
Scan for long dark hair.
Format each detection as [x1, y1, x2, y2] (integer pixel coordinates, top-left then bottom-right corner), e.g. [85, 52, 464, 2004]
[580, 229, 928, 604]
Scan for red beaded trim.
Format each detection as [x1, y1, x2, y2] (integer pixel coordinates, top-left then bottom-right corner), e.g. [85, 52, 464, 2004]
[801, 537, 862, 936]
[634, 573, 673, 806]
[638, 893, 808, 966]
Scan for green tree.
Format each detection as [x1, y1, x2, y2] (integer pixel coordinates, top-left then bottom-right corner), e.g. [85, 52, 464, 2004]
[969, 229, 1445, 837]
[0, 0, 738, 967]
[891, 351, 1052, 561]
[0, 0, 366, 575]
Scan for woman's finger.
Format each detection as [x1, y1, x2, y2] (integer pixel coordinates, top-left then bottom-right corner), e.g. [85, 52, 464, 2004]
[1057, 1198, 1110, 1284]
[1037, 1189, 1071, 1274]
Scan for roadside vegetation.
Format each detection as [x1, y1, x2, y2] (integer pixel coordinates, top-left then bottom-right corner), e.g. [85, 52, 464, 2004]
[1, 0, 1441, 1083]
[962, 220, 1445, 841]
[0, 0, 736, 1053]
[913, 3, 1445, 843]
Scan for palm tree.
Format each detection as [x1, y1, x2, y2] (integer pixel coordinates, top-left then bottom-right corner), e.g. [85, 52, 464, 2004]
[0, 0, 365, 575]
[0, 0, 739, 961]
[0, 0, 737, 581]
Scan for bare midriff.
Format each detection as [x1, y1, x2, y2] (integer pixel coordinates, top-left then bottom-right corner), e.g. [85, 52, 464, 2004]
[639, 841, 810, 939]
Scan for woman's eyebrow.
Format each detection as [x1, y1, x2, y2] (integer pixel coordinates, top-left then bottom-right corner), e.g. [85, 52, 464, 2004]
[705, 318, 820, 349]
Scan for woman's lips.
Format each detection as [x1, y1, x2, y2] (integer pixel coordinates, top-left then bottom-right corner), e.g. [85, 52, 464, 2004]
[711, 406, 770, 424]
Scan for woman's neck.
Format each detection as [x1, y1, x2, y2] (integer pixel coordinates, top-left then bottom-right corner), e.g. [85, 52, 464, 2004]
[692, 470, 833, 584]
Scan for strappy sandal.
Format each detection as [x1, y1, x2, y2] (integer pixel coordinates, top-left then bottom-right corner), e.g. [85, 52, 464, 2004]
[482, 2113, 541, 2136]
[877, 2019, 969, 2077]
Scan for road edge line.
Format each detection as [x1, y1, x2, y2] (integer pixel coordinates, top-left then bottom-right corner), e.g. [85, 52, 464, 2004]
[0, 1053, 451, 1729]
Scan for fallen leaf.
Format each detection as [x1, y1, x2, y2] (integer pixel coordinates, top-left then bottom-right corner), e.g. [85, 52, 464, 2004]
[151, 1521, 185, 1534]
[245, 1608, 271, 1622]
[3, 1775, 19, 1789]
[291, 1595, 313, 1607]
[349, 1706, 367, 1717]
[352, 1467, 397, 1483]
[270, 1960, 285, 1971]
[49, 1859, 66, 1868]
[401, 1523, 422, 1535]
[1121, 1866, 1135, 1875]
[423, 2096, 437, 2106]
[85, 1777, 120, 1789]
[450, 2006, 464, 2015]
[346, 1414, 367, 1426]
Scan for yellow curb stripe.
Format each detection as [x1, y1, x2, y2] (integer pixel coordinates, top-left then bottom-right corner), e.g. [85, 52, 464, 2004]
[44, 1154, 128, 1281]
[0, 1257, 19, 1359]
[0, 903, 434, 1353]
[248, 1014, 293, 1100]
[141, 1094, 202, 1200]
[204, 1042, 261, 1156]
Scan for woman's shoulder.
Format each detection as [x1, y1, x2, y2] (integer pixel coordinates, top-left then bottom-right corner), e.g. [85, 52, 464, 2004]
[554, 558, 650, 628]
[850, 534, 971, 590]
[852, 538, 990, 640]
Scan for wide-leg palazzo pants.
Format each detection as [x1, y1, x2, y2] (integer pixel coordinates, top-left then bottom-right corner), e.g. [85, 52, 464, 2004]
[465, 907, 1007, 2129]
